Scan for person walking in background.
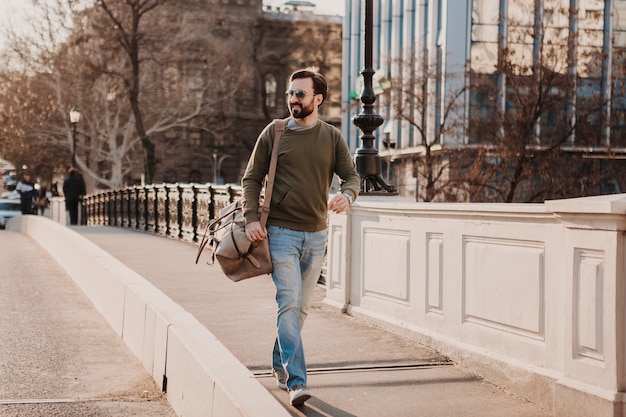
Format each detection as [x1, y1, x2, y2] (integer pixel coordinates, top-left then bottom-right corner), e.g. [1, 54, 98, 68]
[15, 173, 38, 214]
[63, 168, 86, 225]
[242, 68, 360, 407]
[37, 186, 49, 216]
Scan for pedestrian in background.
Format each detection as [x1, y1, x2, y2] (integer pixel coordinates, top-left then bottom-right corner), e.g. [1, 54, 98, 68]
[63, 168, 86, 225]
[242, 68, 360, 407]
[37, 186, 50, 216]
[15, 173, 37, 214]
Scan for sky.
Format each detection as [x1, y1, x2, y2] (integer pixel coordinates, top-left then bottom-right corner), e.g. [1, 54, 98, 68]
[0, 0, 48, 52]
[264, 0, 345, 15]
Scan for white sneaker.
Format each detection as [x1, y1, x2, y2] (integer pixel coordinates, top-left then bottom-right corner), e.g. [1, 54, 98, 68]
[289, 385, 311, 406]
[272, 368, 288, 390]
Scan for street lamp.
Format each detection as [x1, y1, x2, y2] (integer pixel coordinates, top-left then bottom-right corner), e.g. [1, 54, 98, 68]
[352, 0, 396, 194]
[212, 152, 230, 185]
[193, 151, 230, 184]
[69, 108, 81, 168]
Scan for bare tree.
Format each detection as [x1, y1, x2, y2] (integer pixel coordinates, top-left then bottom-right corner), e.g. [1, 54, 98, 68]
[95, 0, 169, 184]
[463, 4, 602, 203]
[385, 50, 466, 202]
[0, 70, 68, 184]
[0, 0, 248, 189]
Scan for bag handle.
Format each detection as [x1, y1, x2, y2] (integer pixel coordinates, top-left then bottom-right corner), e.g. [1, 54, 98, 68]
[207, 202, 240, 233]
[259, 118, 286, 228]
[196, 202, 240, 265]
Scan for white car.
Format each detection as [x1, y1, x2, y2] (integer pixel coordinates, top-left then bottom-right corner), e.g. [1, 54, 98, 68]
[0, 198, 21, 229]
[1, 190, 19, 200]
[3, 175, 17, 191]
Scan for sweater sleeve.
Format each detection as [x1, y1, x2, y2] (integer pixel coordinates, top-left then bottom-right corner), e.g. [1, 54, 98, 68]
[333, 129, 361, 202]
[241, 122, 273, 224]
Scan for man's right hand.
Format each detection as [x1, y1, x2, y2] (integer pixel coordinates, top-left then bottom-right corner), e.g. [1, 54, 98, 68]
[245, 221, 267, 242]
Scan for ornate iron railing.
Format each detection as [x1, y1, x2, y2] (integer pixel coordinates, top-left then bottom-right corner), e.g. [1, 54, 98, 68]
[82, 183, 242, 243]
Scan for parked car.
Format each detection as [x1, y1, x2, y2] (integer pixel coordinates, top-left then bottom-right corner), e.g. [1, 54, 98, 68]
[0, 198, 21, 229]
[1, 191, 19, 200]
[3, 174, 17, 191]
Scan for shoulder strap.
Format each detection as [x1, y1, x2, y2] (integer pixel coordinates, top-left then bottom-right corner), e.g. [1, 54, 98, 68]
[259, 118, 286, 227]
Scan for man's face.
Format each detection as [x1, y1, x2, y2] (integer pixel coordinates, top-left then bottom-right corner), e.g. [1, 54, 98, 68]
[286, 78, 318, 119]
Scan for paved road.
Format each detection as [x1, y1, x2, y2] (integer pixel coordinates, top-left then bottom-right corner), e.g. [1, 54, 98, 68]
[0, 229, 176, 417]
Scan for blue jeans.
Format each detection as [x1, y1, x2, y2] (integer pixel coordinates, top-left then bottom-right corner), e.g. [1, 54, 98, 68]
[268, 226, 328, 389]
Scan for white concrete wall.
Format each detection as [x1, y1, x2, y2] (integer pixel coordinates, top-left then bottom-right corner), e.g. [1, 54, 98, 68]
[48, 196, 67, 225]
[326, 194, 626, 417]
[8, 216, 290, 417]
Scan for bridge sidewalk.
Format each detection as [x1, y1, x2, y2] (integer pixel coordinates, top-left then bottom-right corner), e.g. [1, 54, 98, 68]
[73, 225, 552, 417]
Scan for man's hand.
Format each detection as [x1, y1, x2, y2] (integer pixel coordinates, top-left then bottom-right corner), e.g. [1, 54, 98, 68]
[328, 193, 351, 214]
[245, 221, 267, 242]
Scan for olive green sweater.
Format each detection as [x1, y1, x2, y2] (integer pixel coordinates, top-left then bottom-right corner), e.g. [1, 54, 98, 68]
[242, 119, 360, 232]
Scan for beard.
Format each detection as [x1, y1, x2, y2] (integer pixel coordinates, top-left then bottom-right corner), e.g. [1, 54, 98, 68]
[290, 101, 314, 119]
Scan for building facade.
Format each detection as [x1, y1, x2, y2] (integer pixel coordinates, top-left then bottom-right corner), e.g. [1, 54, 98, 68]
[343, 0, 626, 201]
[151, 0, 342, 186]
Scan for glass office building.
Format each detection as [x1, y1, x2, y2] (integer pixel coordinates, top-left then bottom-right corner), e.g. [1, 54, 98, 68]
[343, 0, 626, 199]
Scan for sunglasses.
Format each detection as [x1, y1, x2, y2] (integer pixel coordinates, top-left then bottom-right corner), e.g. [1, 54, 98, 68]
[285, 89, 316, 99]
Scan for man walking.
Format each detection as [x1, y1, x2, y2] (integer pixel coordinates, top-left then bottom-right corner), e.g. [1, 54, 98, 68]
[63, 168, 86, 225]
[15, 173, 37, 214]
[242, 68, 360, 406]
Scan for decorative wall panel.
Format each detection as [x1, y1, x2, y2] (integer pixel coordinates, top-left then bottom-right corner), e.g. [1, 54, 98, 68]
[329, 225, 344, 289]
[574, 249, 604, 362]
[463, 236, 545, 339]
[427, 233, 444, 314]
[362, 228, 410, 303]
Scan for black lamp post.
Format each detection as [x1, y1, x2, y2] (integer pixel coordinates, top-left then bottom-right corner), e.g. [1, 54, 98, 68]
[212, 152, 230, 185]
[352, 0, 396, 195]
[69, 108, 81, 168]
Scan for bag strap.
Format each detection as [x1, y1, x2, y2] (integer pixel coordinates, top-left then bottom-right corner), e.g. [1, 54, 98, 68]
[259, 118, 286, 228]
[207, 202, 240, 233]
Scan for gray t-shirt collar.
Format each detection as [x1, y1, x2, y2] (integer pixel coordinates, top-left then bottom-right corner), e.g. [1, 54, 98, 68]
[287, 117, 319, 131]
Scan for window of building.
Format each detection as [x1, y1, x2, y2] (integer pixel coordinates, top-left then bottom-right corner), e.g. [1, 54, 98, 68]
[577, 1, 604, 78]
[576, 78, 603, 147]
[616, 1, 626, 47]
[469, 0, 500, 143]
[539, 85, 568, 146]
[611, 108, 626, 148]
[189, 132, 201, 148]
[541, 0, 570, 74]
[265, 74, 277, 109]
[163, 66, 180, 97]
[470, 0, 499, 74]
[468, 73, 498, 144]
[507, 0, 535, 75]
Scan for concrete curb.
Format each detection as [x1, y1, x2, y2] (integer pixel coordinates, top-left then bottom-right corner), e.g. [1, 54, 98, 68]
[9, 215, 290, 417]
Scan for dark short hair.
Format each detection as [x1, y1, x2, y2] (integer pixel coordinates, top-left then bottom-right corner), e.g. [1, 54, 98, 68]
[290, 67, 328, 106]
